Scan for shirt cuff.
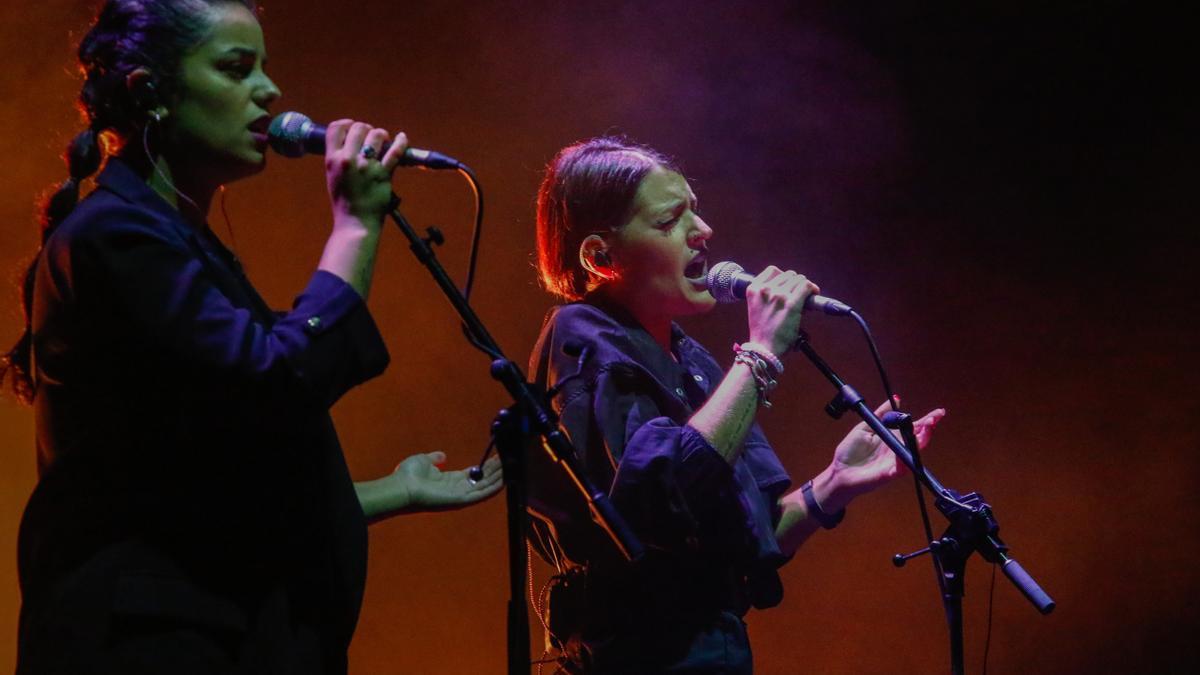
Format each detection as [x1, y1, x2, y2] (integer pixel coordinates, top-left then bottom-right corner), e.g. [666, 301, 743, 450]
[677, 424, 735, 495]
[286, 271, 390, 405]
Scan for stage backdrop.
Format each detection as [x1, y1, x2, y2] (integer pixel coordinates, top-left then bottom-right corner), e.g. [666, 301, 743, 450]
[2, 1, 1196, 673]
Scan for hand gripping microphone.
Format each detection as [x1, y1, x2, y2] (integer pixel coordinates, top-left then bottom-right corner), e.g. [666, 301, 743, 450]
[267, 111, 463, 169]
[705, 261, 853, 316]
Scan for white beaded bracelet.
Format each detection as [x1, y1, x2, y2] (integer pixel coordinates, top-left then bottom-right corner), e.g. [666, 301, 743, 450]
[734, 342, 784, 376]
[733, 350, 778, 408]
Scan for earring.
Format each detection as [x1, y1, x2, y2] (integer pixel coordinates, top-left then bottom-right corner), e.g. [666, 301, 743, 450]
[150, 110, 162, 123]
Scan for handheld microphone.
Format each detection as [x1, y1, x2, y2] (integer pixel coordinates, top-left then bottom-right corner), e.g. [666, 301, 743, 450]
[267, 111, 463, 169]
[705, 261, 853, 316]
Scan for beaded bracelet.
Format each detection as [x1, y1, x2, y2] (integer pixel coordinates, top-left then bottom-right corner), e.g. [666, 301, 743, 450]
[733, 350, 778, 408]
[734, 342, 784, 376]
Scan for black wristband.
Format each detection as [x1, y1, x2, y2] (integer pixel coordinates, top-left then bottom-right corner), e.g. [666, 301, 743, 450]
[801, 479, 845, 530]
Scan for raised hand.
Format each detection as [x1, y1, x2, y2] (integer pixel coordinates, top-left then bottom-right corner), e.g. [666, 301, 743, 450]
[745, 266, 819, 356]
[828, 398, 946, 503]
[324, 119, 409, 229]
[317, 119, 409, 298]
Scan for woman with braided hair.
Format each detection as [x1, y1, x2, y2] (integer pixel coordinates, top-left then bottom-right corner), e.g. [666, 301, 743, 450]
[2, 2, 500, 672]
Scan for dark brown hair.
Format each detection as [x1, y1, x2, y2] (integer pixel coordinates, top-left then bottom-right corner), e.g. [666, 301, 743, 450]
[535, 136, 680, 301]
[0, 0, 256, 403]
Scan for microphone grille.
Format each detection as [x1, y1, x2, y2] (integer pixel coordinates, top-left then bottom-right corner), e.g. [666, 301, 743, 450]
[267, 111, 311, 157]
[706, 261, 744, 304]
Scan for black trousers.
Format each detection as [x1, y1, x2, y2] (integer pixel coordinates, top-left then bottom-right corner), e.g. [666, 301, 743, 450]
[555, 610, 753, 675]
[17, 540, 328, 675]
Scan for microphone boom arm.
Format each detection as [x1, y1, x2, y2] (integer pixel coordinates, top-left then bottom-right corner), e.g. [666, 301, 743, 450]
[382, 190, 645, 675]
[791, 329, 1054, 675]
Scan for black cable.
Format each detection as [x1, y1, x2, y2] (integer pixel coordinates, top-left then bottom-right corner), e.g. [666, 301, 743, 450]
[849, 310, 897, 410]
[398, 164, 496, 359]
[850, 310, 946, 595]
[450, 164, 500, 359]
[462, 323, 503, 360]
[983, 562, 997, 675]
[218, 185, 239, 254]
[457, 164, 484, 303]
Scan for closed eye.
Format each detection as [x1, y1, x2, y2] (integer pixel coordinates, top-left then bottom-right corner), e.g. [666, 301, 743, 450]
[657, 214, 681, 229]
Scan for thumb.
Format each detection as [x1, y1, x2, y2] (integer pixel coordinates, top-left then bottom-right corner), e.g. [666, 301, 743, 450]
[427, 451, 447, 466]
[855, 396, 900, 433]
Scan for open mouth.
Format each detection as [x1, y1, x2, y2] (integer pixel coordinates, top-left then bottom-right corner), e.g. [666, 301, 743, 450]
[248, 116, 271, 134]
[248, 116, 271, 144]
[683, 253, 708, 282]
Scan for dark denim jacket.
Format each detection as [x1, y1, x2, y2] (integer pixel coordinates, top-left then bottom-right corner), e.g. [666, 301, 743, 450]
[527, 297, 792, 616]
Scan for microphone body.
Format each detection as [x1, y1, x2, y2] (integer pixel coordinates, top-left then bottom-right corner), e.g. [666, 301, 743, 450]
[706, 261, 853, 316]
[267, 111, 462, 169]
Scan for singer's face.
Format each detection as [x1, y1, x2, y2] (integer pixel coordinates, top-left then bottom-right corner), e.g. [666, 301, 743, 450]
[165, 3, 280, 184]
[608, 168, 715, 318]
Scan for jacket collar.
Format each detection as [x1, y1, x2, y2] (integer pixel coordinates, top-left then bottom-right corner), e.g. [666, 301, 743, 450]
[95, 155, 194, 236]
[93, 156, 275, 324]
[582, 291, 689, 361]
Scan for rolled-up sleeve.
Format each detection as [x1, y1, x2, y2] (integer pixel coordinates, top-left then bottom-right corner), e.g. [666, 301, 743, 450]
[532, 303, 790, 572]
[552, 359, 739, 552]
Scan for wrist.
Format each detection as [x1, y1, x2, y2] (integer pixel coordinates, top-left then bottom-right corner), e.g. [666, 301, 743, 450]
[355, 474, 411, 521]
[373, 472, 413, 516]
[732, 345, 780, 409]
[811, 464, 853, 513]
[748, 334, 790, 360]
[332, 212, 382, 236]
[803, 471, 846, 530]
[735, 341, 784, 374]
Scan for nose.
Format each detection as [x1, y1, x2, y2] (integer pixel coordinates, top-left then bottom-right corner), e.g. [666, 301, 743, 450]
[255, 74, 282, 109]
[689, 215, 713, 246]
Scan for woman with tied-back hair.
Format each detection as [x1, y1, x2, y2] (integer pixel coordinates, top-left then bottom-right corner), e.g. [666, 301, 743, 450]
[1, 1, 500, 672]
[526, 137, 946, 673]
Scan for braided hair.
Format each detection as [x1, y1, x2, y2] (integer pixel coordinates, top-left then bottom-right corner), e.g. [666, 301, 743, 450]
[0, 0, 256, 403]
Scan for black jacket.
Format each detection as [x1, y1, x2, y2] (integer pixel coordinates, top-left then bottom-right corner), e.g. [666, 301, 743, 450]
[17, 157, 389, 674]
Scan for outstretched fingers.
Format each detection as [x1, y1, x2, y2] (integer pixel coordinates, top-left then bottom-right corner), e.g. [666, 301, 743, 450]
[912, 408, 946, 449]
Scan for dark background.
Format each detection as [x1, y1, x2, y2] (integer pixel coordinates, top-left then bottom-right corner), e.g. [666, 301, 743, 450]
[2, 1, 1196, 672]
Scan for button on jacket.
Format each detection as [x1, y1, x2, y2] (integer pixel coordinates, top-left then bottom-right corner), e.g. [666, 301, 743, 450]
[17, 157, 389, 674]
[527, 298, 793, 613]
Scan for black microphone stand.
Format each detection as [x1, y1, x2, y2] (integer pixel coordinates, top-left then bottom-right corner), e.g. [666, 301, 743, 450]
[383, 193, 645, 675]
[792, 329, 1054, 675]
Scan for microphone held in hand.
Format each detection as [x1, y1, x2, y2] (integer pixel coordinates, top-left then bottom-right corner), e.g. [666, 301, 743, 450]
[267, 111, 463, 169]
[705, 261, 853, 316]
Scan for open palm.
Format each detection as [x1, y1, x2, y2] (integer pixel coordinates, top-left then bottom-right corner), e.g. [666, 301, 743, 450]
[832, 399, 946, 500]
[393, 451, 503, 512]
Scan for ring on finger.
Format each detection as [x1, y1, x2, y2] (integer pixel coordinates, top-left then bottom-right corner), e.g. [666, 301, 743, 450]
[361, 145, 378, 160]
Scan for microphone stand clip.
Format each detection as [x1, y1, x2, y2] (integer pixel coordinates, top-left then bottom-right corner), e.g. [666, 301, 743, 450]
[791, 325, 1054, 675]
[382, 189, 644, 675]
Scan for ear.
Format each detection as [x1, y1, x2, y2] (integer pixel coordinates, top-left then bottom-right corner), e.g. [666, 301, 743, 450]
[125, 68, 167, 121]
[579, 234, 615, 281]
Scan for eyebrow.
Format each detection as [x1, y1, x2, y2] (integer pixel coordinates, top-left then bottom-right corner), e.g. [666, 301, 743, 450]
[658, 193, 698, 215]
[652, 199, 686, 219]
[221, 46, 266, 64]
